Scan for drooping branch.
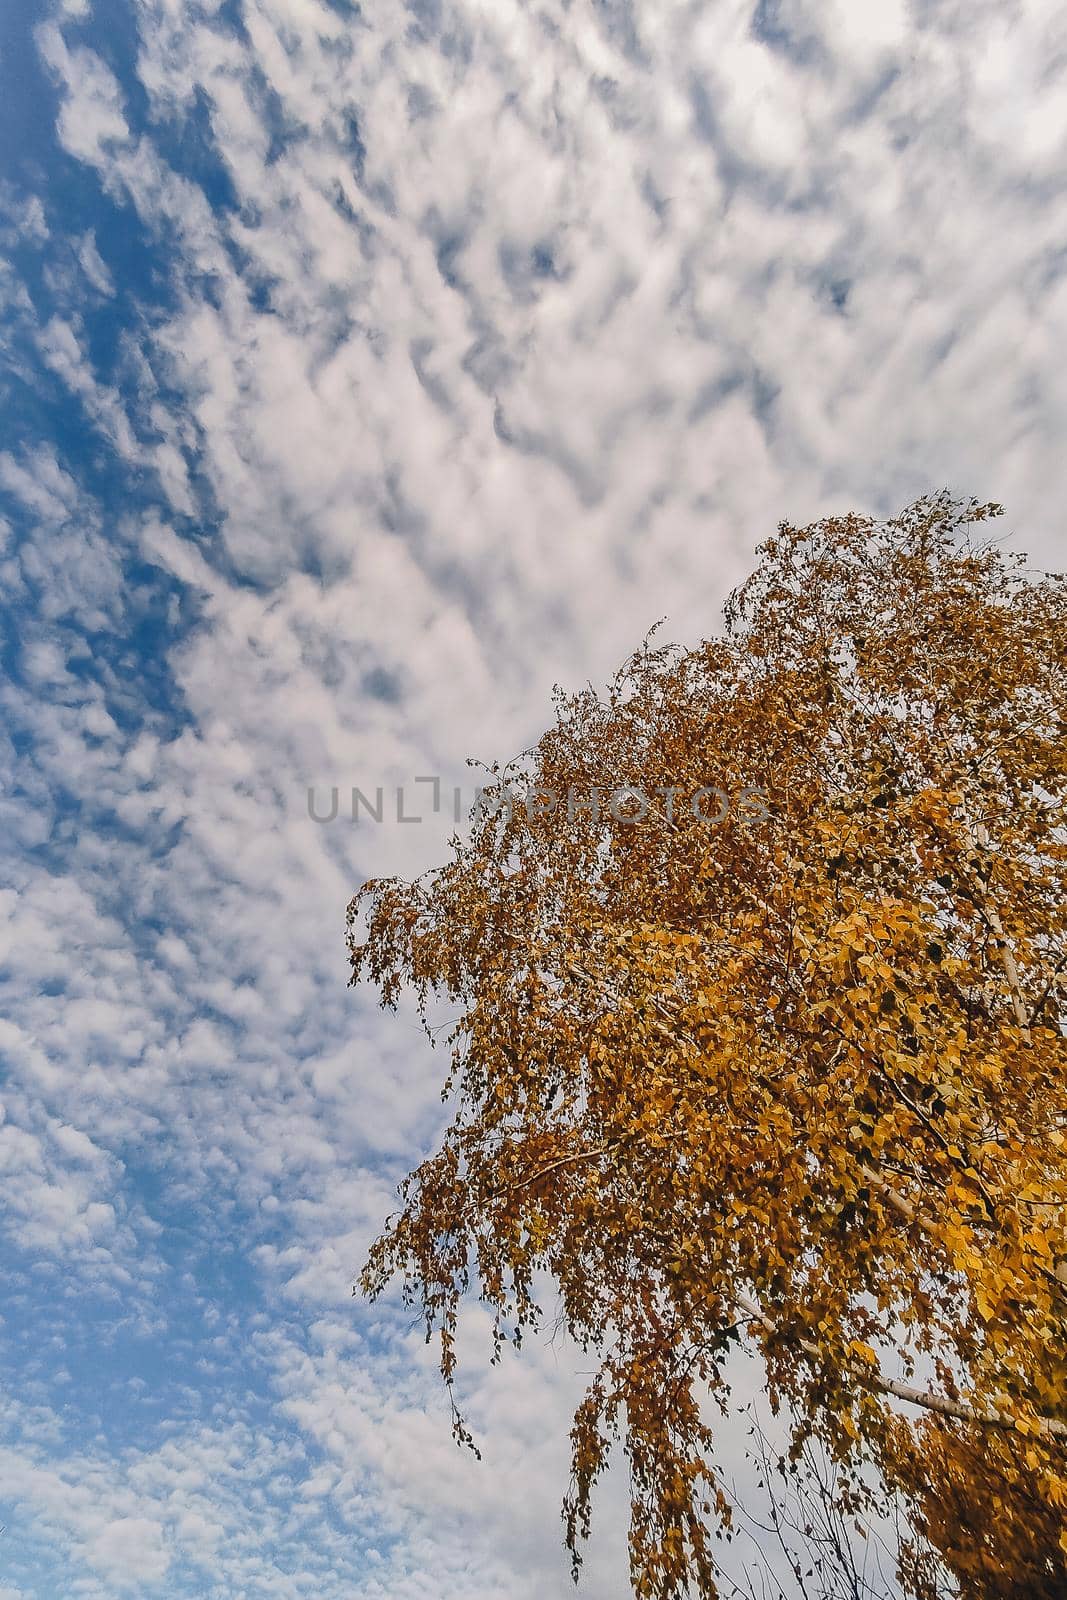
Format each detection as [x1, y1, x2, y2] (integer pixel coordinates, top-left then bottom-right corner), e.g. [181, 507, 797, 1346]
[732, 1292, 1067, 1441]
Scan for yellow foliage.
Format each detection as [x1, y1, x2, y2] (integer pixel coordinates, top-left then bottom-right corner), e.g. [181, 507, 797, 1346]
[349, 496, 1067, 1599]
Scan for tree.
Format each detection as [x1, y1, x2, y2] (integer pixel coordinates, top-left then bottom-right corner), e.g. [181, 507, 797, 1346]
[348, 494, 1067, 1599]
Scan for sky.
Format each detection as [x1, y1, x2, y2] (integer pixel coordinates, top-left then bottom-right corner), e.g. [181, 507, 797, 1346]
[0, 0, 1065, 1595]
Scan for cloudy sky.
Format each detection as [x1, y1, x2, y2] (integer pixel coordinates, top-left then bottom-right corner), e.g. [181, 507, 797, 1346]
[0, 0, 1065, 1594]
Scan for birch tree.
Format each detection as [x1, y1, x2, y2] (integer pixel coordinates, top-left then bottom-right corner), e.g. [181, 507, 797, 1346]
[349, 494, 1067, 1598]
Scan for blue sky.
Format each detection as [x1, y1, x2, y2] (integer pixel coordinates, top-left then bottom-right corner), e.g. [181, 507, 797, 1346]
[1, 1, 1066, 1595]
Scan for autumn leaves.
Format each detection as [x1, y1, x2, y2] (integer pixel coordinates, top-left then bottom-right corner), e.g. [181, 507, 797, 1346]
[349, 496, 1067, 1599]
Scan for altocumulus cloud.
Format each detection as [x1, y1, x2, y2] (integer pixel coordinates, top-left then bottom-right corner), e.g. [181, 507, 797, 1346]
[0, 0, 1065, 1594]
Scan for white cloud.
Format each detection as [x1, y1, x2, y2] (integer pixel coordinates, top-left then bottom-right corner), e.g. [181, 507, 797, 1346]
[35, 25, 131, 166]
[76, 231, 114, 295]
[816, 0, 909, 62]
[87, 1517, 171, 1584]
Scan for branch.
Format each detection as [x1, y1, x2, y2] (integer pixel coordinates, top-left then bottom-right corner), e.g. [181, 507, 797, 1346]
[732, 1292, 1067, 1441]
[489, 1140, 616, 1200]
[964, 820, 1032, 1044]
